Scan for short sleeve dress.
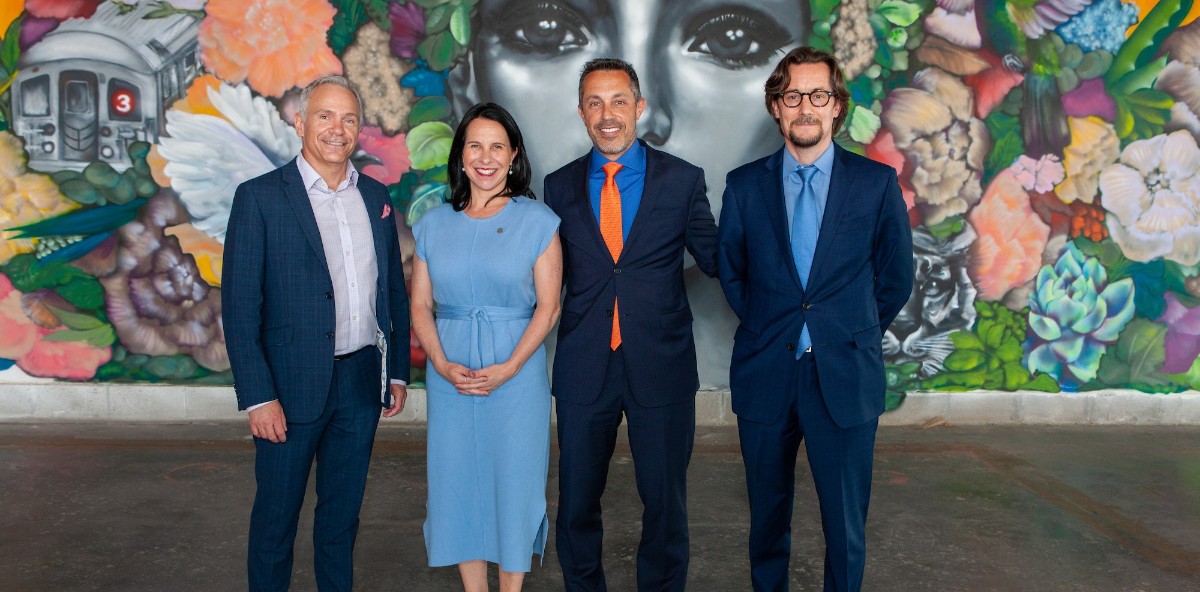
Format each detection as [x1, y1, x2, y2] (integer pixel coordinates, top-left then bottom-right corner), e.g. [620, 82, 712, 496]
[413, 196, 561, 572]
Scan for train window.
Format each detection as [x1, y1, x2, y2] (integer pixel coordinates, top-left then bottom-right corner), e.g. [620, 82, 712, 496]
[161, 67, 178, 102]
[21, 75, 50, 117]
[64, 81, 93, 115]
[108, 79, 142, 121]
[184, 50, 199, 78]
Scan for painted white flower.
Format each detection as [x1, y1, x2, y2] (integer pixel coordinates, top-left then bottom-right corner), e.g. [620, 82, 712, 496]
[157, 82, 300, 243]
[1099, 130, 1200, 265]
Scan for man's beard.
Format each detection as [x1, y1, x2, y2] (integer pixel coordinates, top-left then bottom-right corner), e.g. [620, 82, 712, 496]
[787, 118, 823, 148]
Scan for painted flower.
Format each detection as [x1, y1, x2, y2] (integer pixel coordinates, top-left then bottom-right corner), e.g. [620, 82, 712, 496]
[968, 169, 1051, 301]
[343, 23, 416, 135]
[1159, 19, 1200, 143]
[1099, 130, 1200, 265]
[1025, 243, 1135, 385]
[389, 0, 426, 59]
[1156, 293, 1200, 374]
[1056, 0, 1139, 54]
[156, 79, 300, 243]
[1055, 116, 1120, 204]
[1011, 154, 1066, 193]
[99, 193, 228, 371]
[878, 67, 990, 225]
[884, 226, 979, 376]
[0, 132, 77, 265]
[1062, 78, 1117, 121]
[924, 1, 981, 49]
[199, 0, 341, 97]
[24, 0, 101, 20]
[832, 0, 877, 79]
[0, 275, 111, 380]
[358, 127, 411, 185]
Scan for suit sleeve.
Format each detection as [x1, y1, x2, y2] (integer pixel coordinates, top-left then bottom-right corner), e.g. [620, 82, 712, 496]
[684, 170, 719, 278]
[385, 196, 411, 385]
[873, 169, 914, 332]
[717, 175, 748, 320]
[221, 183, 279, 410]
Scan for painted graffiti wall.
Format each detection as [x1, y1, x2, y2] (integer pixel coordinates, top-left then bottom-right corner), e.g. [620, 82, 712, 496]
[2, 0, 1200, 410]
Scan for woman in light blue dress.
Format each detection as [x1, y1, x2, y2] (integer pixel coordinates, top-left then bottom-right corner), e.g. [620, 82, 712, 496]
[410, 102, 562, 592]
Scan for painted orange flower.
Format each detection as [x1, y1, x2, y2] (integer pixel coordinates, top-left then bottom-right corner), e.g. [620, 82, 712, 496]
[199, 0, 341, 97]
[967, 169, 1050, 301]
[0, 275, 111, 380]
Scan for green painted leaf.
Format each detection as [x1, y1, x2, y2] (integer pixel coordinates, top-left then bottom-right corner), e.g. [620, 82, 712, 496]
[406, 183, 448, 224]
[1025, 373, 1060, 392]
[406, 121, 453, 170]
[328, 0, 367, 56]
[56, 277, 105, 310]
[811, 0, 839, 21]
[363, 0, 392, 30]
[1, 15, 23, 73]
[418, 31, 459, 71]
[925, 216, 964, 240]
[950, 330, 985, 351]
[877, 0, 922, 27]
[944, 349, 986, 372]
[425, 4, 454, 34]
[409, 96, 452, 126]
[42, 325, 116, 347]
[1107, 0, 1188, 85]
[411, 0, 451, 7]
[847, 105, 881, 144]
[1096, 318, 1172, 387]
[984, 111, 1024, 183]
[46, 305, 104, 330]
[450, 4, 472, 45]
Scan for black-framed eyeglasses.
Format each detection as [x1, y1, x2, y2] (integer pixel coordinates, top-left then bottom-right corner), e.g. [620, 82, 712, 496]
[777, 89, 833, 108]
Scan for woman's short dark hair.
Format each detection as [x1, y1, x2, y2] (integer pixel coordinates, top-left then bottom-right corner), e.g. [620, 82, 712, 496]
[763, 46, 851, 135]
[447, 102, 535, 211]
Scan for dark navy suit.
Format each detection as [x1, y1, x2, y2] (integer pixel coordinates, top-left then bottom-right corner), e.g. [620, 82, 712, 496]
[223, 159, 409, 591]
[545, 140, 718, 591]
[719, 144, 913, 591]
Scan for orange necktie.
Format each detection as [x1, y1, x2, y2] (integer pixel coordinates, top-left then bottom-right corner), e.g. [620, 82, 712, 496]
[600, 162, 624, 350]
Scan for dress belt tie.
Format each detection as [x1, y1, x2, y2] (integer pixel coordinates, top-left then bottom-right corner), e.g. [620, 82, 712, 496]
[436, 304, 534, 369]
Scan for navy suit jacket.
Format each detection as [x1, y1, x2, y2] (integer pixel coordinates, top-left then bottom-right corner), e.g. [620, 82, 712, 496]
[545, 141, 718, 407]
[719, 144, 913, 428]
[222, 159, 410, 424]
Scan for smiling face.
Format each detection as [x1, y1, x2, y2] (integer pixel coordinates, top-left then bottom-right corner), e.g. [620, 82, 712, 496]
[464, 0, 805, 214]
[462, 117, 518, 199]
[294, 83, 361, 179]
[771, 62, 841, 163]
[578, 69, 645, 159]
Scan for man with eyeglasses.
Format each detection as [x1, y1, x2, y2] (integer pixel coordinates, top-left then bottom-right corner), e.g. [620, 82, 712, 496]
[717, 47, 914, 592]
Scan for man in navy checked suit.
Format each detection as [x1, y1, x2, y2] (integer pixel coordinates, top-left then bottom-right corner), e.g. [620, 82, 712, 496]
[223, 76, 410, 591]
[719, 48, 913, 591]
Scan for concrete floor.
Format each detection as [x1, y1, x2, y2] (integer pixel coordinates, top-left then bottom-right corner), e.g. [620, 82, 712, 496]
[1, 422, 1198, 591]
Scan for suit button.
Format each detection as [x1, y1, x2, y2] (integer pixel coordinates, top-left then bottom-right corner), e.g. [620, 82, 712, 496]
[326, 292, 333, 300]
[605, 310, 613, 317]
[613, 268, 622, 275]
[786, 343, 796, 351]
[803, 302, 811, 310]
[326, 332, 335, 339]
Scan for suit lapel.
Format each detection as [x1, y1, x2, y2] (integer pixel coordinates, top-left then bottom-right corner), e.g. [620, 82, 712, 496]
[282, 159, 329, 270]
[620, 143, 662, 261]
[567, 155, 613, 262]
[808, 144, 854, 285]
[760, 149, 803, 291]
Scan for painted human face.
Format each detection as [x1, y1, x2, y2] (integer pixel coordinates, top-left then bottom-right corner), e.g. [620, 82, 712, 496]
[771, 62, 841, 162]
[462, 117, 518, 198]
[578, 70, 645, 159]
[294, 84, 361, 175]
[464, 0, 805, 215]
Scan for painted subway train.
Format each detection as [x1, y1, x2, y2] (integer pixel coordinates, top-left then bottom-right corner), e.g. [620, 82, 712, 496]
[11, 2, 201, 171]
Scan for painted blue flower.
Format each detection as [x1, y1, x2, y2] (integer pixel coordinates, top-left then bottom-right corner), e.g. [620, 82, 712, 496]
[1025, 243, 1135, 385]
[401, 65, 448, 97]
[1056, 0, 1139, 54]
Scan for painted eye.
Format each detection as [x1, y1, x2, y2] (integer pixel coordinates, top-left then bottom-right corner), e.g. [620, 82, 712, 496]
[494, 1, 589, 54]
[684, 9, 791, 69]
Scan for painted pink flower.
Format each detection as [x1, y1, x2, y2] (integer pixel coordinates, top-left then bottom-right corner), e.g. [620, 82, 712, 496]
[199, 0, 342, 97]
[1010, 154, 1065, 194]
[389, 1, 426, 59]
[967, 169, 1050, 301]
[0, 275, 111, 380]
[358, 127, 411, 185]
[24, 0, 100, 20]
[1062, 79, 1117, 121]
[1158, 293, 1200, 374]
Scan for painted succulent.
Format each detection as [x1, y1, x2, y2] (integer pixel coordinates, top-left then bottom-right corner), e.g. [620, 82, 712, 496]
[1025, 242, 1135, 386]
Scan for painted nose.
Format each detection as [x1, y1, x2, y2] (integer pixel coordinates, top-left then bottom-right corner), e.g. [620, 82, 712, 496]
[640, 99, 672, 147]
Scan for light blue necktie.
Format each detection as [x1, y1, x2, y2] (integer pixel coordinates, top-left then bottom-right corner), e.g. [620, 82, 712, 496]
[789, 165, 818, 356]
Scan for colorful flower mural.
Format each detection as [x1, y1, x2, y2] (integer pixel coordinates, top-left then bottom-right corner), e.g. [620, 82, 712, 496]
[2, 0, 1200, 407]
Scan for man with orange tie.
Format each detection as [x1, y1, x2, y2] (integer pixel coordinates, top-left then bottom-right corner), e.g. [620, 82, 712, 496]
[543, 58, 719, 592]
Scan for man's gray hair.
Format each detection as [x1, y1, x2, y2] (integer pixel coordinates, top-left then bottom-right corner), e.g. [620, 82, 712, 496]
[298, 75, 365, 120]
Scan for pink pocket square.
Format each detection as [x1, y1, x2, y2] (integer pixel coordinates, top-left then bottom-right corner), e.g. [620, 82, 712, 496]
[381, 204, 392, 219]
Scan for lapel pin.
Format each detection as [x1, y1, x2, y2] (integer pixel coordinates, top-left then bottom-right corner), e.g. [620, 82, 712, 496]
[497, 227, 504, 234]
